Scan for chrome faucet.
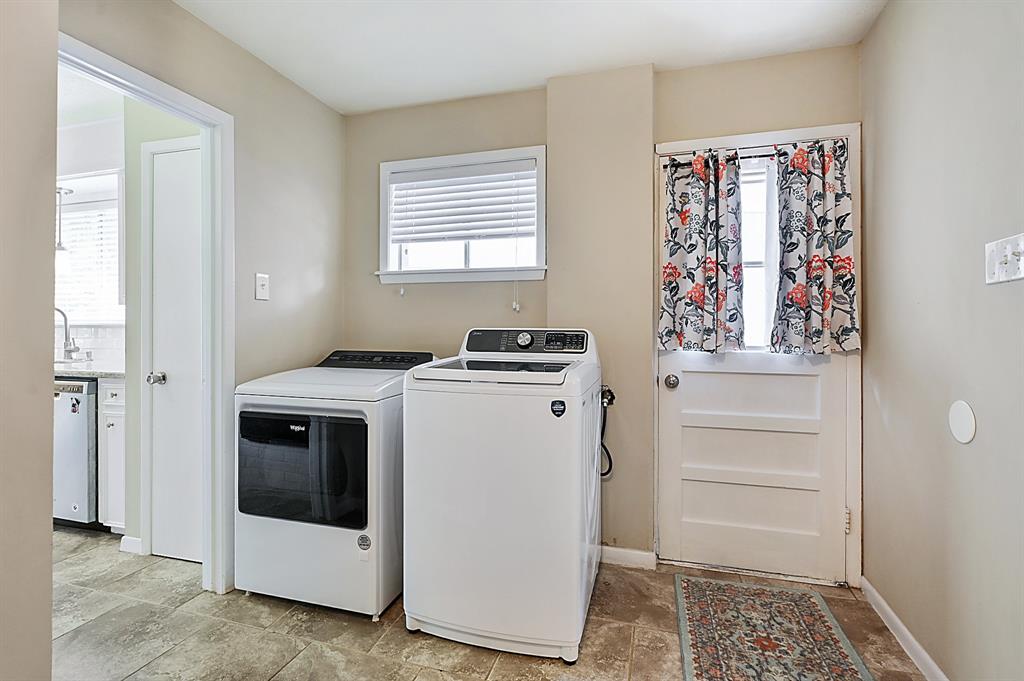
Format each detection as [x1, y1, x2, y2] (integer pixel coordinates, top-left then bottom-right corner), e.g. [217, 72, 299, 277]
[54, 307, 79, 360]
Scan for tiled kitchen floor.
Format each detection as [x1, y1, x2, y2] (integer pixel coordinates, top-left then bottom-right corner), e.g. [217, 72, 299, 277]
[52, 526, 921, 681]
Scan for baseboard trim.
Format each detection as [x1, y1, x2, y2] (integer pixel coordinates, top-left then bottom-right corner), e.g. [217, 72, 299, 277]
[860, 577, 949, 681]
[600, 546, 657, 570]
[119, 535, 143, 554]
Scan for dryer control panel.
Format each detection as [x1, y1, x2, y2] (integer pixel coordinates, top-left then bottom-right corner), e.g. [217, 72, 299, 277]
[464, 329, 589, 354]
[317, 350, 433, 369]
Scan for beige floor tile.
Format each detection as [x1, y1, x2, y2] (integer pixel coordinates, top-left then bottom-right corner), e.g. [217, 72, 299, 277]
[487, 618, 631, 681]
[825, 597, 920, 676]
[813, 583, 857, 600]
[53, 526, 119, 564]
[738, 574, 811, 589]
[369, 625, 497, 678]
[272, 641, 421, 681]
[179, 589, 296, 628]
[868, 671, 925, 681]
[269, 602, 391, 652]
[870, 670, 926, 681]
[129, 620, 307, 681]
[413, 669, 483, 681]
[100, 557, 203, 608]
[52, 540, 160, 589]
[629, 626, 682, 681]
[589, 566, 678, 632]
[52, 600, 211, 681]
[52, 582, 128, 640]
[655, 564, 744, 583]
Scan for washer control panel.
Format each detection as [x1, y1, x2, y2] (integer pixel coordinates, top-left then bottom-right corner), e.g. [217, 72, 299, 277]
[465, 329, 589, 354]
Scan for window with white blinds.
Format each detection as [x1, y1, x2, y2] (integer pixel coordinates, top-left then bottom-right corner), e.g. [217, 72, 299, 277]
[379, 146, 546, 283]
[55, 172, 125, 324]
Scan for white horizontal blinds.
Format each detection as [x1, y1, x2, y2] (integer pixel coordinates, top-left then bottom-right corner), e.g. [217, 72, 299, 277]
[55, 194, 123, 323]
[388, 158, 537, 244]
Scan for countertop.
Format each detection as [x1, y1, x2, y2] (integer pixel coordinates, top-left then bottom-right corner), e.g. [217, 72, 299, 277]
[54, 359, 125, 380]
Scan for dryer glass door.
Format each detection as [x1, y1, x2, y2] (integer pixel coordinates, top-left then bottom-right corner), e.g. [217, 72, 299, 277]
[237, 411, 368, 529]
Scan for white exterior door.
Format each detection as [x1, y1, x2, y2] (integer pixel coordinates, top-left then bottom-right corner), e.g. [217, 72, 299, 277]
[146, 138, 203, 562]
[657, 350, 852, 582]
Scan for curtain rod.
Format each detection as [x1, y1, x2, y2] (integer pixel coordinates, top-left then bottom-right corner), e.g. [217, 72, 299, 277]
[657, 134, 848, 160]
[662, 151, 777, 168]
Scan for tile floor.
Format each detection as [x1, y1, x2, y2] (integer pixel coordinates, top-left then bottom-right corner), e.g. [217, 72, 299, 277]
[52, 526, 922, 681]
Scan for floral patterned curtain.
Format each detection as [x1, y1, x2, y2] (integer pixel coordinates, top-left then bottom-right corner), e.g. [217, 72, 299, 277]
[771, 139, 861, 354]
[659, 150, 744, 352]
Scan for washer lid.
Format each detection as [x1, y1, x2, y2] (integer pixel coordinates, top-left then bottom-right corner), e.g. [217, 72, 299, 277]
[410, 358, 578, 385]
[235, 367, 407, 401]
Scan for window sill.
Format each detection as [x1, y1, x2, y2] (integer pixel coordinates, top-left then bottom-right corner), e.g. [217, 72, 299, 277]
[376, 266, 547, 285]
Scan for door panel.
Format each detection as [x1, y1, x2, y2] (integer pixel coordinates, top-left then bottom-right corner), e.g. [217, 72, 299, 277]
[150, 144, 203, 562]
[658, 351, 848, 582]
[101, 411, 126, 529]
[236, 412, 369, 529]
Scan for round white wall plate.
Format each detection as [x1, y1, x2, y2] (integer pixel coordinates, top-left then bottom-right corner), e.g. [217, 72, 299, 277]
[948, 400, 976, 444]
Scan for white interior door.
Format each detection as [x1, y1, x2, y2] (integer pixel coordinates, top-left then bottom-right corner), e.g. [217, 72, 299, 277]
[147, 138, 203, 562]
[657, 350, 850, 582]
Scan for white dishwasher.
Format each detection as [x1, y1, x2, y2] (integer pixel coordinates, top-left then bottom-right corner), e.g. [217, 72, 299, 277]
[53, 379, 97, 523]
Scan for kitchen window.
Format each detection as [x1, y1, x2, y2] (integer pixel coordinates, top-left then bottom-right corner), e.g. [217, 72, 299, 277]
[55, 171, 125, 324]
[377, 146, 546, 284]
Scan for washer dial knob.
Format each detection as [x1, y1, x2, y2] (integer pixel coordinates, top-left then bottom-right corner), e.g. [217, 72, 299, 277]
[516, 332, 534, 349]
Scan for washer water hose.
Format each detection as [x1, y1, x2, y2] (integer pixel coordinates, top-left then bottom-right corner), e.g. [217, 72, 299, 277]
[600, 385, 616, 478]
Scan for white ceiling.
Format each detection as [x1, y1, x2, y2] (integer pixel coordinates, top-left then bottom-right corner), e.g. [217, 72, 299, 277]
[58, 65, 123, 127]
[173, 0, 886, 115]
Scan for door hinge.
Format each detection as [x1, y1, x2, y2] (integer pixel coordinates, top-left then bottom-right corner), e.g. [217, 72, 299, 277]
[843, 506, 852, 535]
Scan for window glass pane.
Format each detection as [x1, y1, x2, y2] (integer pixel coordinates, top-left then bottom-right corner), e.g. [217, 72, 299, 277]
[468, 237, 536, 269]
[381, 146, 545, 277]
[55, 173, 123, 324]
[740, 174, 767, 263]
[741, 207, 766, 262]
[742, 266, 769, 348]
[398, 241, 465, 271]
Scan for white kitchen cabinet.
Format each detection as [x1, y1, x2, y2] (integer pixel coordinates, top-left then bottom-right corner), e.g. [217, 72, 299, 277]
[98, 379, 126, 532]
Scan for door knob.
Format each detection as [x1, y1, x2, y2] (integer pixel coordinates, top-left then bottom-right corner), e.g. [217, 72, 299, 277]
[146, 371, 167, 385]
[664, 374, 679, 389]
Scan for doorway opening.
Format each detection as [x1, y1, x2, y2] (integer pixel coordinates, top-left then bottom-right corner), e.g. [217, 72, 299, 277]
[56, 33, 235, 593]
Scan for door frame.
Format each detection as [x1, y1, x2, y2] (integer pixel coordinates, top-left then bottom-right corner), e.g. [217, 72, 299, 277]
[139, 135, 203, 561]
[58, 34, 237, 594]
[653, 123, 863, 586]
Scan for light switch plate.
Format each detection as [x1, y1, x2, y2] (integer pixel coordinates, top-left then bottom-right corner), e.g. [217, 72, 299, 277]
[985, 233, 1024, 284]
[254, 272, 270, 300]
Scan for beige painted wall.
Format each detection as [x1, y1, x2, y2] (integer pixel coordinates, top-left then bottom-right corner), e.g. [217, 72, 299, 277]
[547, 65, 656, 550]
[342, 89, 548, 356]
[340, 48, 862, 552]
[0, 1, 58, 677]
[655, 45, 861, 142]
[120, 99, 200, 538]
[60, 0, 347, 385]
[860, 2, 1024, 678]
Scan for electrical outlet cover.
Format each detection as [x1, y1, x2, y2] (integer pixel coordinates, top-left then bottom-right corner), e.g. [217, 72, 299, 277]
[985, 233, 1024, 284]
[255, 272, 270, 300]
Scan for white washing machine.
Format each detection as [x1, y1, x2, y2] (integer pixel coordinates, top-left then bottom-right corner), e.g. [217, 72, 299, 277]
[234, 350, 431, 618]
[403, 328, 602, 663]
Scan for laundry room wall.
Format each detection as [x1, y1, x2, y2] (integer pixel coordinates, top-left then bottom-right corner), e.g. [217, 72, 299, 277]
[342, 89, 549, 356]
[860, 1, 1024, 676]
[340, 47, 863, 554]
[59, 0, 348, 385]
[654, 45, 861, 143]
[0, 1, 58, 676]
[546, 64, 656, 553]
